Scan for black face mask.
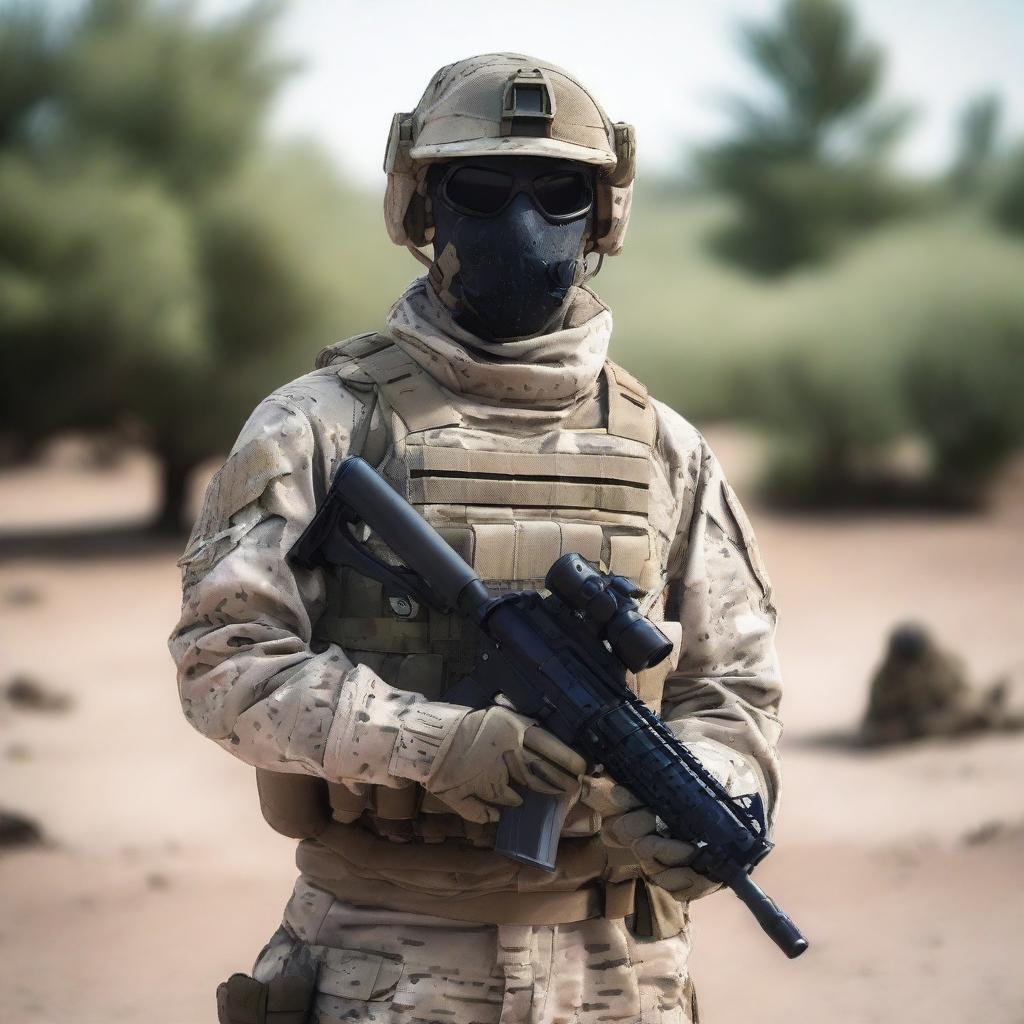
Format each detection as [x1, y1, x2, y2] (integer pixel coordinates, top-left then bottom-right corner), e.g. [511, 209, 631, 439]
[428, 156, 593, 341]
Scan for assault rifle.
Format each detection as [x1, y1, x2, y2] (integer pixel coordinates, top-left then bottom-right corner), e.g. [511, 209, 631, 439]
[289, 456, 808, 959]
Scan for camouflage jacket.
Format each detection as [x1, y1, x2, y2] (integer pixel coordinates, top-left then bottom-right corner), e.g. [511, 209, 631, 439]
[168, 281, 784, 908]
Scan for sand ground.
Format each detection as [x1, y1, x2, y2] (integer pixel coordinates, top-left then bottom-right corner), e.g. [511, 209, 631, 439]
[1, 435, 1022, 1024]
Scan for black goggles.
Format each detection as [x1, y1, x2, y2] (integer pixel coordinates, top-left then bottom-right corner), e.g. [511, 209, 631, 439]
[438, 164, 594, 222]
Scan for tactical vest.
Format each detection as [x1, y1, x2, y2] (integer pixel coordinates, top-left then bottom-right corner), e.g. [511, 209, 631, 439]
[256, 333, 681, 932]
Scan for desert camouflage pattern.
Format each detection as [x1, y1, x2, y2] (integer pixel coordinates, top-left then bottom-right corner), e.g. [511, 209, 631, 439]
[253, 879, 699, 1024]
[385, 277, 612, 418]
[169, 274, 782, 998]
[384, 53, 635, 256]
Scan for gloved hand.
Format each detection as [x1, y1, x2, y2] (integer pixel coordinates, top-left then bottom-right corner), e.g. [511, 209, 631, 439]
[581, 776, 722, 902]
[424, 706, 586, 824]
[582, 737, 768, 903]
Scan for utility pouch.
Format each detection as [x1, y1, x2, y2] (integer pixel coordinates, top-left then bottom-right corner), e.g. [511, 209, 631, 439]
[219, 926, 319, 1024]
[216, 972, 315, 1024]
[629, 878, 687, 941]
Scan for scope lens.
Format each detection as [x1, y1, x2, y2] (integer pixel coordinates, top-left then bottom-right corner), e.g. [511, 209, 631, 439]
[612, 618, 674, 672]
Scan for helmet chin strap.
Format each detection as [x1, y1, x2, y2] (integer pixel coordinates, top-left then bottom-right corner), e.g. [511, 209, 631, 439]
[579, 250, 604, 284]
[406, 242, 433, 269]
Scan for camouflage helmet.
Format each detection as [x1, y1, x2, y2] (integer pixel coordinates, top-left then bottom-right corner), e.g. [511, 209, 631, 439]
[384, 53, 636, 258]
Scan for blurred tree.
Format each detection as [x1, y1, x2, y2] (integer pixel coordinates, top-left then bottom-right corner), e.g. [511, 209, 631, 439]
[721, 214, 1024, 509]
[992, 144, 1024, 236]
[700, 0, 914, 275]
[948, 93, 1001, 198]
[0, 0, 354, 531]
[904, 303, 1024, 501]
[729, 333, 907, 507]
[0, 3, 54, 147]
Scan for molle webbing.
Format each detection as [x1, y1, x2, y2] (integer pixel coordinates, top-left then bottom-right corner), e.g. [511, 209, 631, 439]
[356, 338, 462, 432]
[604, 359, 657, 445]
[406, 446, 650, 515]
[316, 334, 662, 667]
[321, 606, 474, 659]
[317, 516, 655, 659]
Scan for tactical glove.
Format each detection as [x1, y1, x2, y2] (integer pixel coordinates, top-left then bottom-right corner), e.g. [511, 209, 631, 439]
[423, 706, 586, 824]
[582, 738, 765, 902]
[582, 776, 720, 901]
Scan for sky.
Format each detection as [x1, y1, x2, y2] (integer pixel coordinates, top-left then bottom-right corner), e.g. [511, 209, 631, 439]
[237, 0, 1024, 190]
[203, 1, 1024, 190]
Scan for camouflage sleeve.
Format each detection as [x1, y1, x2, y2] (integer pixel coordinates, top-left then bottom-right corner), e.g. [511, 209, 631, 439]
[657, 434, 783, 827]
[167, 388, 469, 789]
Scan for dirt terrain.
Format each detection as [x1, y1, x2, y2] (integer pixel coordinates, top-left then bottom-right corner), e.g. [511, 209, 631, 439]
[1, 435, 1022, 1024]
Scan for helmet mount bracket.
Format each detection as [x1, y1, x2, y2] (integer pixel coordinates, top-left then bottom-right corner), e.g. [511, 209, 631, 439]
[500, 68, 556, 139]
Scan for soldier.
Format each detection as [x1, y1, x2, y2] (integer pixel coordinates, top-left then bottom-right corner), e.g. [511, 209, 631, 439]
[169, 54, 783, 1024]
[861, 623, 993, 745]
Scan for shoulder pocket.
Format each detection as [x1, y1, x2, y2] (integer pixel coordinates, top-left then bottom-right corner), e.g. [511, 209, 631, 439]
[177, 431, 293, 588]
[706, 481, 773, 602]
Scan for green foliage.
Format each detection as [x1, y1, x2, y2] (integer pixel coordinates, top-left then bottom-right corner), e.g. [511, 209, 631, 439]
[599, 195, 1024, 508]
[706, 157, 921, 274]
[732, 216, 1024, 505]
[0, 0, 371, 529]
[0, 151, 204, 441]
[948, 93, 1002, 198]
[62, 0, 293, 194]
[731, 338, 907, 505]
[737, 0, 885, 148]
[699, 0, 916, 275]
[0, 4, 55, 145]
[992, 143, 1024, 235]
[904, 298, 1024, 498]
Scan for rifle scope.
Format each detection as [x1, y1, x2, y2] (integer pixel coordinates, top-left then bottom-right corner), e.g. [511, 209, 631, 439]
[545, 553, 673, 673]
